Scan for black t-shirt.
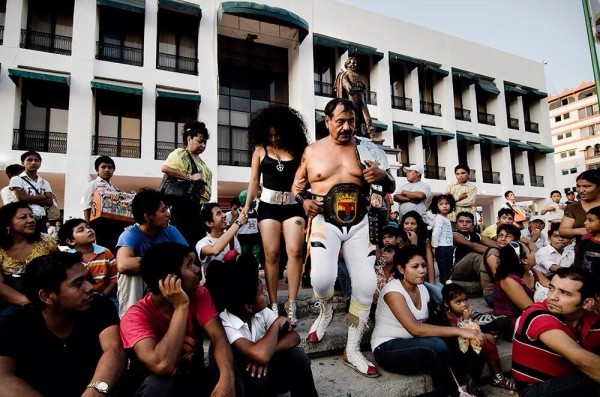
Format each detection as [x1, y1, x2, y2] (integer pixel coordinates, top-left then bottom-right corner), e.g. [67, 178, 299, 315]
[454, 232, 481, 264]
[0, 296, 119, 397]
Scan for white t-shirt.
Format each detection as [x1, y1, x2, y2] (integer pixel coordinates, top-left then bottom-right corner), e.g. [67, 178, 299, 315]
[534, 244, 574, 276]
[9, 172, 53, 218]
[220, 308, 277, 344]
[396, 180, 431, 222]
[371, 279, 430, 350]
[0, 186, 17, 206]
[195, 233, 241, 270]
[80, 176, 118, 212]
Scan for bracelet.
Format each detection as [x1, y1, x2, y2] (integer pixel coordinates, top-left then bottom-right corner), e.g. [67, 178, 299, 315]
[295, 192, 309, 204]
[186, 174, 192, 181]
[234, 220, 243, 227]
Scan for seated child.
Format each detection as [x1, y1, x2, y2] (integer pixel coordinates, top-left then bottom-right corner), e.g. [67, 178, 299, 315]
[205, 253, 318, 397]
[371, 245, 399, 321]
[582, 205, 600, 279]
[441, 283, 516, 392]
[58, 218, 117, 303]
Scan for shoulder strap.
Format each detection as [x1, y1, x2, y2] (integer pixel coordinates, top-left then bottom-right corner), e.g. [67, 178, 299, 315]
[20, 176, 41, 195]
[185, 151, 200, 174]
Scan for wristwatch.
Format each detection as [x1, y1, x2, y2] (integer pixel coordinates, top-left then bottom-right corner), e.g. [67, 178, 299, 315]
[234, 219, 243, 227]
[87, 381, 109, 394]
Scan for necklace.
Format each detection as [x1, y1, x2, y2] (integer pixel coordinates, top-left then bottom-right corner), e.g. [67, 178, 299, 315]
[273, 148, 284, 172]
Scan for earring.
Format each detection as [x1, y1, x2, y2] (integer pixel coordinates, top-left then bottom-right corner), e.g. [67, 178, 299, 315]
[5, 228, 9, 235]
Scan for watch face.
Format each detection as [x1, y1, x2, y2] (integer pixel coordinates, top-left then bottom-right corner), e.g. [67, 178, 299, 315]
[96, 382, 109, 392]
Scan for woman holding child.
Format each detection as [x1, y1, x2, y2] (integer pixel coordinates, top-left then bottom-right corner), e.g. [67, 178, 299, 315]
[244, 107, 309, 327]
[0, 202, 57, 315]
[371, 245, 483, 396]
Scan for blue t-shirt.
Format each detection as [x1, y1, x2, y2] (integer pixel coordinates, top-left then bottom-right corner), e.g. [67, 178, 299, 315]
[116, 224, 187, 317]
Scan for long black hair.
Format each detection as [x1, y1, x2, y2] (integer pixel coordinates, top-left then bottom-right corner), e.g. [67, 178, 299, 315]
[399, 211, 428, 250]
[495, 242, 528, 280]
[248, 106, 309, 160]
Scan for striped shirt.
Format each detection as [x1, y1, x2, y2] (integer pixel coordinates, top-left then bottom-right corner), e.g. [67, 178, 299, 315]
[68, 244, 117, 293]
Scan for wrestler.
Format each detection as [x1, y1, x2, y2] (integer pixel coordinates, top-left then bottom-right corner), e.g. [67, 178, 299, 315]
[292, 98, 395, 377]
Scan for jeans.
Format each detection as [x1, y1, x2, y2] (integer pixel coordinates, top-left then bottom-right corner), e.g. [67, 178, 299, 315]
[373, 337, 451, 394]
[435, 245, 454, 284]
[518, 371, 600, 397]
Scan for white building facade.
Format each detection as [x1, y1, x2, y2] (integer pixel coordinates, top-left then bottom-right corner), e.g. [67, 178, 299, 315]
[550, 81, 600, 194]
[0, 0, 554, 224]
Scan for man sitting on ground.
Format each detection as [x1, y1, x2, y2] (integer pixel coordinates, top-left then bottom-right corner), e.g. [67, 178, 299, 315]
[521, 216, 547, 251]
[120, 242, 236, 397]
[0, 251, 126, 397]
[512, 267, 600, 396]
[115, 188, 187, 317]
[533, 222, 574, 277]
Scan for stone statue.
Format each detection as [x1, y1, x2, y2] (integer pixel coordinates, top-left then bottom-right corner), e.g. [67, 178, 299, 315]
[334, 57, 377, 140]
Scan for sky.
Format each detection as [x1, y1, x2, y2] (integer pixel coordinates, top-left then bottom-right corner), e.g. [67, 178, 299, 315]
[338, 0, 593, 96]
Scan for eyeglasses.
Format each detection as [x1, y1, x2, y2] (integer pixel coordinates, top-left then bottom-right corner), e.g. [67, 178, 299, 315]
[508, 241, 521, 257]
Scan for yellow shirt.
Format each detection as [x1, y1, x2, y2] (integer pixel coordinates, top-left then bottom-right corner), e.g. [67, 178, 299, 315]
[0, 235, 57, 276]
[163, 148, 212, 203]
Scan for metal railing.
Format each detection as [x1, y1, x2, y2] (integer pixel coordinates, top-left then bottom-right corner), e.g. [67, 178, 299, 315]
[314, 81, 334, 97]
[508, 117, 519, 130]
[20, 29, 72, 55]
[218, 147, 252, 167]
[469, 169, 476, 182]
[96, 41, 143, 66]
[513, 173, 525, 186]
[367, 91, 377, 106]
[93, 136, 141, 158]
[482, 171, 501, 184]
[157, 52, 197, 75]
[455, 107, 471, 121]
[525, 121, 539, 133]
[478, 111, 495, 126]
[424, 165, 446, 180]
[530, 175, 544, 187]
[391, 96, 413, 111]
[420, 101, 442, 116]
[12, 129, 67, 153]
[155, 141, 178, 160]
[0, 26, 4, 45]
[396, 163, 415, 177]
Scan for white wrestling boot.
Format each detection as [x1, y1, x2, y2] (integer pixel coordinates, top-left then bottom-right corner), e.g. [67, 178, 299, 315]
[343, 309, 380, 377]
[306, 297, 333, 344]
[285, 300, 299, 328]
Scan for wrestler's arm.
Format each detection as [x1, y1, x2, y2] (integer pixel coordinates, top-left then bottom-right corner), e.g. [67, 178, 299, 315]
[292, 148, 309, 197]
[293, 148, 322, 217]
[363, 160, 396, 193]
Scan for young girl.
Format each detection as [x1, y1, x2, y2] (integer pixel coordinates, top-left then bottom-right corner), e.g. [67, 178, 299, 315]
[581, 205, 600, 279]
[441, 284, 517, 392]
[430, 194, 456, 284]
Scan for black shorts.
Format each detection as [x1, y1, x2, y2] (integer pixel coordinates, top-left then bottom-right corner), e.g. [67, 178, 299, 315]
[257, 202, 305, 223]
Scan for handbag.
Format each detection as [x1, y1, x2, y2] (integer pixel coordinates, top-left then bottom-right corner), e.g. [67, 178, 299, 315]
[159, 151, 205, 204]
[20, 177, 61, 220]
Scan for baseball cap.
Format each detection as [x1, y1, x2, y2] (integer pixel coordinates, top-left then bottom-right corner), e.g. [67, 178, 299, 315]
[529, 216, 545, 227]
[403, 164, 424, 175]
[382, 221, 400, 236]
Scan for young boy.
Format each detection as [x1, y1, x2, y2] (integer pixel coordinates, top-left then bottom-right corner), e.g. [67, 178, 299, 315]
[205, 254, 318, 397]
[58, 218, 118, 301]
[581, 206, 600, 278]
[540, 190, 565, 230]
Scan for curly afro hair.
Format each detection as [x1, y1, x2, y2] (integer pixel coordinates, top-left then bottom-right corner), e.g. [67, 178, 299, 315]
[248, 106, 309, 159]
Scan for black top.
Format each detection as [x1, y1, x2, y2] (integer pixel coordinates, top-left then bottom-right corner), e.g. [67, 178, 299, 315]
[0, 296, 119, 397]
[260, 152, 299, 192]
[454, 232, 481, 263]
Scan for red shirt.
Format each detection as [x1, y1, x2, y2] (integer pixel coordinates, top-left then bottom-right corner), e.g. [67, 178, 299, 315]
[512, 301, 600, 385]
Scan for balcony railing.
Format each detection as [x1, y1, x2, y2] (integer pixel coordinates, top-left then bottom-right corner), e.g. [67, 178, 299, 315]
[420, 101, 442, 116]
[396, 162, 415, 177]
[314, 81, 334, 97]
[424, 165, 446, 180]
[20, 29, 72, 55]
[513, 173, 525, 186]
[525, 121, 539, 133]
[367, 91, 377, 106]
[455, 107, 471, 121]
[218, 147, 252, 167]
[96, 41, 143, 66]
[391, 96, 413, 111]
[12, 129, 67, 154]
[0, 26, 4, 45]
[469, 169, 476, 182]
[508, 117, 519, 130]
[478, 111, 495, 126]
[482, 171, 501, 184]
[93, 136, 141, 158]
[530, 175, 544, 187]
[157, 52, 197, 75]
[155, 141, 178, 161]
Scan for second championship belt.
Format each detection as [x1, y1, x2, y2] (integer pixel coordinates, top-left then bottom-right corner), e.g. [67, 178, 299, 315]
[355, 137, 389, 245]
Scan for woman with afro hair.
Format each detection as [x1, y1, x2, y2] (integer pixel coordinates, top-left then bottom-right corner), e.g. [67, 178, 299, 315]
[244, 106, 309, 327]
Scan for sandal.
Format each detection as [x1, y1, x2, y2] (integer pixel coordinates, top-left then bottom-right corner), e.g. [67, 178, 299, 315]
[490, 373, 517, 391]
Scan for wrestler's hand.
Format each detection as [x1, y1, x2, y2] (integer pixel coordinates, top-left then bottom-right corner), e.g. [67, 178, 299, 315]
[294, 178, 308, 191]
[303, 199, 323, 218]
[363, 160, 388, 184]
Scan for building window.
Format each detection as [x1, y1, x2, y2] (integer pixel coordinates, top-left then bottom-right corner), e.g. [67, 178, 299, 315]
[217, 35, 288, 167]
[13, 78, 69, 154]
[562, 169, 569, 175]
[157, 9, 199, 75]
[313, 45, 336, 97]
[0, 0, 5, 45]
[570, 167, 578, 174]
[93, 90, 142, 158]
[554, 115, 561, 122]
[549, 101, 561, 111]
[578, 104, 599, 118]
[565, 131, 572, 138]
[563, 112, 570, 120]
[589, 163, 600, 170]
[578, 89, 594, 100]
[21, 0, 74, 55]
[391, 61, 412, 111]
[560, 152, 567, 158]
[569, 150, 576, 157]
[155, 97, 198, 160]
[557, 134, 563, 140]
[562, 97, 574, 105]
[97, 7, 144, 66]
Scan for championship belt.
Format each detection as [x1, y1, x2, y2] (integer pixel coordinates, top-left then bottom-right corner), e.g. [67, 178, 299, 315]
[316, 184, 367, 228]
[355, 137, 388, 244]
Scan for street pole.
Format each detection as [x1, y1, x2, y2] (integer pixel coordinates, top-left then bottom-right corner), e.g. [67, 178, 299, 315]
[583, 0, 600, 100]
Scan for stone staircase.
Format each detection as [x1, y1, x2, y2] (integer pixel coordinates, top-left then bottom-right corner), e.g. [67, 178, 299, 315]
[273, 287, 515, 397]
